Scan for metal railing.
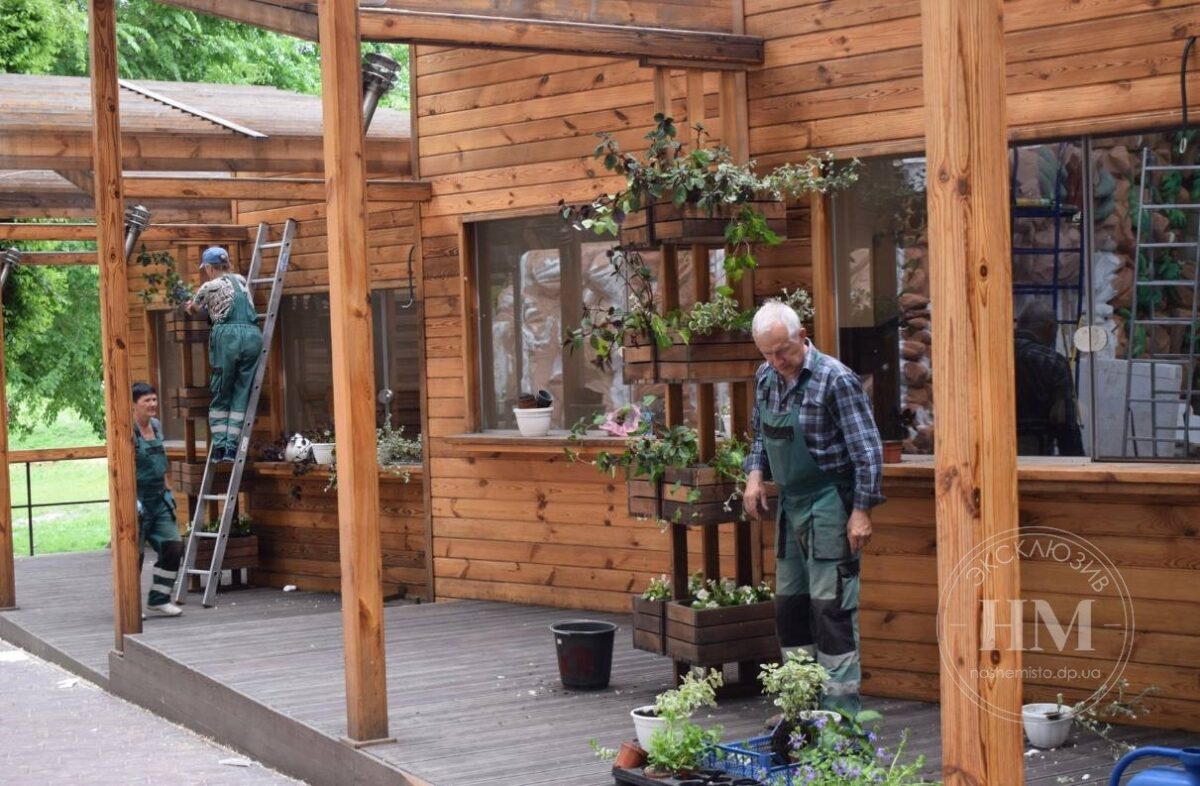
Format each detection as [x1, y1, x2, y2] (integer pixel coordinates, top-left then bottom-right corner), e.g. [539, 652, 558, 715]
[8, 445, 108, 556]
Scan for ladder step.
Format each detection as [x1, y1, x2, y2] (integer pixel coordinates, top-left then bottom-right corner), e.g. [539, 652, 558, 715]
[1143, 164, 1200, 172]
[1138, 242, 1199, 249]
[200, 493, 227, 501]
[1132, 317, 1196, 325]
[259, 241, 284, 249]
[185, 568, 210, 576]
[250, 277, 274, 285]
[1132, 280, 1200, 286]
[193, 531, 220, 539]
[1140, 204, 1200, 211]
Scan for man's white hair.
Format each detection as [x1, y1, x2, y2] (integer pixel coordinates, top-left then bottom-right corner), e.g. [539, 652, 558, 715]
[752, 299, 802, 340]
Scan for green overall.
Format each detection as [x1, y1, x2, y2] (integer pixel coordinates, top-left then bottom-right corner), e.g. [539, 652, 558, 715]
[208, 275, 263, 455]
[760, 350, 862, 716]
[134, 418, 181, 607]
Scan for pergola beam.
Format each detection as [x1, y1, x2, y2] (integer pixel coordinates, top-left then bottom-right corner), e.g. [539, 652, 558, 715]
[120, 174, 431, 202]
[359, 8, 764, 64]
[0, 223, 254, 243]
[89, 0, 142, 652]
[157, 0, 318, 40]
[922, 0, 1023, 784]
[0, 132, 409, 174]
[0, 205, 233, 223]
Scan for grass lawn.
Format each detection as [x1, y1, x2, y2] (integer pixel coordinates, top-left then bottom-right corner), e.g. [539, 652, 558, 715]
[9, 410, 109, 557]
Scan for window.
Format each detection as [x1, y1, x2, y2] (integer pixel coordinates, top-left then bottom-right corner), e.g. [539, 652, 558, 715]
[831, 129, 1200, 461]
[278, 289, 421, 434]
[472, 215, 629, 431]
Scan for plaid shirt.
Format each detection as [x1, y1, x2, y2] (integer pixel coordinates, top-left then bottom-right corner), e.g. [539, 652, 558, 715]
[744, 341, 885, 511]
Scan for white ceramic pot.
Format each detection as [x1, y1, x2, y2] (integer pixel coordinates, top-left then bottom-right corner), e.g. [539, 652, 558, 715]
[631, 705, 667, 750]
[310, 442, 335, 465]
[513, 406, 553, 437]
[1022, 703, 1073, 749]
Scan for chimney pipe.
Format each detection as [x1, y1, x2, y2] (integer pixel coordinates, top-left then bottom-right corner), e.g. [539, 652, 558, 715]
[124, 204, 152, 261]
[0, 248, 19, 293]
[361, 52, 400, 132]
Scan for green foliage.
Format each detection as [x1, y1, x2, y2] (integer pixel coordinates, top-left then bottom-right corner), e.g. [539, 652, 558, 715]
[191, 513, 253, 538]
[561, 114, 857, 289]
[759, 651, 830, 722]
[646, 668, 725, 774]
[686, 571, 774, 609]
[641, 574, 671, 601]
[134, 246, 192, 305]
[3, 0, 409, 110]
[772, 722, 936, 786]
[3, 261, 104, 438]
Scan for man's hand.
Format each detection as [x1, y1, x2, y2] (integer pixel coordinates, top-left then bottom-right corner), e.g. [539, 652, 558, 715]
[847, 508, 872, 553]
[743, 470, 768, 520]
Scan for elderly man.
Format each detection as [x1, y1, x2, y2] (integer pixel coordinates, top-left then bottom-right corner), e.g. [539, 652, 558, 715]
[743, 299, 884, 715]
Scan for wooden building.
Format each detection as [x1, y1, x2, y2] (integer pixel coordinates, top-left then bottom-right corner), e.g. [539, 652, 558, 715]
[1, 2, 1198, 784]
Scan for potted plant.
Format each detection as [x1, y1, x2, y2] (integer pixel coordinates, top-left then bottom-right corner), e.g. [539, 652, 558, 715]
[637, 668, 724, 778]
[183, 513, 258, 592]
[568, 395, 749, 526]
[560, 114, 858, 288]
[1023, 682, 1159, 754]
[512, 389, 554, 437]
[1021, 699, 1074, 750]
[759, 650, 836, 761]
[302, 425, 335, 465]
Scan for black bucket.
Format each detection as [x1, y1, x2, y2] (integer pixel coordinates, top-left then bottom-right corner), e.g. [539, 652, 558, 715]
[550, 619, 617, 690]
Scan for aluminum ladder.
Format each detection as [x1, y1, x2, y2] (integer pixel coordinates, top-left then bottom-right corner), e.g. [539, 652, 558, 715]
[1121, 148, 1200, 458]
[174, 219, 296, 606]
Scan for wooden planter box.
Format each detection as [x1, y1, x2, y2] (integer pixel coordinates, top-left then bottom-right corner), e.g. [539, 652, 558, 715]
[186, 534, 258, 592]
[619, 199, 786, 248]
[622, 330, 762, 384]
[165, 311, 210, 343]
[664, 599, 779, 665]
[633, 596, 780, 664]
[628, 466, 740, 527]
[170, 460, 230, 497]
[631, 596, 667, 655]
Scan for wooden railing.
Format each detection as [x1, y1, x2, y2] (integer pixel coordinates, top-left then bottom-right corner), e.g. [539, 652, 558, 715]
[8, 445, 108, 556]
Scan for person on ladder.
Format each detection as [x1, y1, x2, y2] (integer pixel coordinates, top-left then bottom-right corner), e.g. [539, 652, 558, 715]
[185, 246, 264, 463]
[132, 382, 183, 617]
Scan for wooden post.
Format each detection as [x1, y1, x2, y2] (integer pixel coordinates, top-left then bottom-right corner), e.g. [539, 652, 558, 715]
[809, 191, 838, 355]
[317, 0, 391, 744]
[0, 313, 14, 609]
[921, 1, 1023, 784]
[89, 0, 142, 650]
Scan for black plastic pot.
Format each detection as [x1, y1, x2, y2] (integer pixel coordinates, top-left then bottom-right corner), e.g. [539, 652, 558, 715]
[549, 619, 617, 690]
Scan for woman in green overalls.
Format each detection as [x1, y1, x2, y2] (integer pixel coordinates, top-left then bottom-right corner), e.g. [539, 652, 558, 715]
[132, 382, 183, 617]
[743, 301, 884, 716]
[186, 246, 264, 463]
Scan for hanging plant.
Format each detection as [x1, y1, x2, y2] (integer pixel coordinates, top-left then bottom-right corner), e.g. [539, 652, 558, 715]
[135, 245, 192, 306]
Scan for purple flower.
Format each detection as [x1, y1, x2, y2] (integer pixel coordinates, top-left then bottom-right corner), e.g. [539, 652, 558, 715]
[601, 404, 643, 436]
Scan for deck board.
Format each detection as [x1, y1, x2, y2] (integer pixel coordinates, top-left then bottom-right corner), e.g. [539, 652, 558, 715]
[2, 551, 1193, 786]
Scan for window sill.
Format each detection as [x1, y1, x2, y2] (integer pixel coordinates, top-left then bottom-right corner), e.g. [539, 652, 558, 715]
[245, 461, 423, 481]
[444, 431, 626, 457]
[884, 455, 1200, 490]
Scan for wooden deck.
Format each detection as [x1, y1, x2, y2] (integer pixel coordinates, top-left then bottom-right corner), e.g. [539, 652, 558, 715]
[1, 551, 1193, 786]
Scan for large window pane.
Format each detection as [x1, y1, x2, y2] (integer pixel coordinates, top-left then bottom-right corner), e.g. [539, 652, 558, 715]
[473, 216, 627, 430]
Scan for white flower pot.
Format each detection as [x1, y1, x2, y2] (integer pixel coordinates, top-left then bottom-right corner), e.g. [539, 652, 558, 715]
[631, 705, 667, 750]
[513, 406, 553, 437]
[310, 442, 335, 465]
[1022, 703, 1073, 749]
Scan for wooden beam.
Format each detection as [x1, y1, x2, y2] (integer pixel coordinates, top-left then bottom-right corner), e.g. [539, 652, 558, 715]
[318, 0, 390, 744]
[921, 1, 1023, 785]
[90, 0, 142, 651]
[0, 132, 410, 175]
[19, 252, 99, 266]
[153, 0, 317, 39]
[55, 170, 96, 196]
[119, 80, 267, 138]
[120, 175, 431, 202]
[360, 8, 764, 65]
[0, 223, 253, 243]
[0, 309, 13, 609]
[0, 205, 234, 223]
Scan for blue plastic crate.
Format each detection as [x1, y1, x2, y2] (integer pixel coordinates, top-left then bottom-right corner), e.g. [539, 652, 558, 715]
[704, 736, 805, 785]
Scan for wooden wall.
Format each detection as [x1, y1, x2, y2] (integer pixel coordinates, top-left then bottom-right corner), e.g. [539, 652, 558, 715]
[243, 465, 427, 599]
[863, 469, 1200, 732]
[745, 0, 1200, 165]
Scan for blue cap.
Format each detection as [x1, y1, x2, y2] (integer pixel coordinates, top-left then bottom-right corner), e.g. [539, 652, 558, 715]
[200, 246, 230, 267]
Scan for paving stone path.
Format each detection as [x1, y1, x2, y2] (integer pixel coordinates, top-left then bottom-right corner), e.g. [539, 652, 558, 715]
[0, 640, 305, 785]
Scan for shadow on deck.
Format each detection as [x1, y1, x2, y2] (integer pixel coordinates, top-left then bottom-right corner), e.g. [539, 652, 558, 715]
[0, 551, 1192, 785]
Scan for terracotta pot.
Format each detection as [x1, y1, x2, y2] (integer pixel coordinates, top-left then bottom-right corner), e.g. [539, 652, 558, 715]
[882, 440, 904, 464]
[613, 740, 647, 770]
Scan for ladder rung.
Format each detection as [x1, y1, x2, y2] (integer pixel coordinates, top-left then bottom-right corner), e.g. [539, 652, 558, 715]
[1132, 317, 1196, 325]
[1138, 242, 1199, 249]
[1144, 164, 1200, 172]
[1133, 280, 1199, 286]
[1140, 204, 1200, 211]
[250, 277, 274, 285]
[259, 241, 284, 249]
[200, 493, 227, 501]
[185, 568, 210, 576]
[192, 531, 220, 539]
[1127, 397, 1187, 403]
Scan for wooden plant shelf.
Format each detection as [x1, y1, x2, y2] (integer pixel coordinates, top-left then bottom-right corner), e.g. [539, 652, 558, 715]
[170, 460, 230, 497]
[165, 311, 211, 343]
[619, 198, 786, 248]
[632, 596, 779, 667]
[622, 330, 762, 384]
[627, 467, 740, 526]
